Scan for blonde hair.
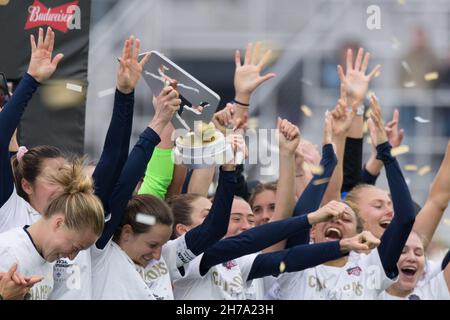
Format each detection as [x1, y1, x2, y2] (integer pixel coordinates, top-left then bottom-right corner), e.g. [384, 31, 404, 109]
[43, 159, 104, 236]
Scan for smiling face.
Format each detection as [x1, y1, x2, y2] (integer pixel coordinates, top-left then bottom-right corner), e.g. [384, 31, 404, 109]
[189, 197, 212, 229]
[42, 215, 99, 262]
[346, 185, 394, 239]
[251, 190, 276, 226]
[225, 198, 255, 238]
[312, 203, 360, 243]
[120, 223, 173, 267]
[390, 232, 426, 295]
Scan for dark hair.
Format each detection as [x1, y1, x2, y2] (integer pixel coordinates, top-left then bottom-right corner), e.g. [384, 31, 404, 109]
[166, 193, 203, 239]
[113, 194, 174, 242]
[248, 181, 277, 208]
[12, 145, 64, 201]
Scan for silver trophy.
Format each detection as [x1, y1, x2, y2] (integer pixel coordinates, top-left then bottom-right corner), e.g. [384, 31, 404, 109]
[140, 51, 233, 168]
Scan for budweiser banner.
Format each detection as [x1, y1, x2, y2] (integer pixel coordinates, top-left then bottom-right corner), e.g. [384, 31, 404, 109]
[0, 0, 91, 155]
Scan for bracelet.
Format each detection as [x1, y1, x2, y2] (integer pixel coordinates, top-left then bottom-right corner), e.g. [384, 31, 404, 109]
[232, 99, 250, 107]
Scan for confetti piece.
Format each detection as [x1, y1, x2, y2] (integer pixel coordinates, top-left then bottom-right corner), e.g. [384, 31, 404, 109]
[414, 116, 430, 124]
[404, 164, 418, 171]
[374, 70, 381, 78]
[398, 0, 406, 5]
[418, 165, 431, 176]
[303, 163, 324, 175]
[365, 108, 372, 119]
[391, 36, 401, 50]
[403, 81, 416, 88]
[98, 87, 116, 98]
[0, 0, 10, 6]
[424, 72, 439, 81]
[443, 218, 450, 226]
[279, 261, 286, 273]
[391, 145, 410, 157]
[66, 83, 82, 93]
[405, 178, 411, 185]
[301, 78, 313, 86]
[401, 61, 412, 74]
[136, 213, 156, 226]
[313, 177, 331, 186]
[366, 137, 372, 145]
[301, 105, 313, 117]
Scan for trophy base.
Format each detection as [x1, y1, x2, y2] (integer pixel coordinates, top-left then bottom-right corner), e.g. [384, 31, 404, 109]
[174, 130, 233, 169]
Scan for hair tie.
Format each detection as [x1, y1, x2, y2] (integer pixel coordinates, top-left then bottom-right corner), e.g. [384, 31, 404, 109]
[17, 146, 28, 162]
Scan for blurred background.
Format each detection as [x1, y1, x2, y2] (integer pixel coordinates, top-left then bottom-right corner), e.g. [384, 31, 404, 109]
[87, 0, 450, 252]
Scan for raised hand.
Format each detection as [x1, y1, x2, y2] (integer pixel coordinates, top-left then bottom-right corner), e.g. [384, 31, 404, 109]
[234, 42, 276, 104]
[117, 36, 150, 94]
[150, 86, 181, 135]
[224, 133, 248, 167]
[367, 94, 388, 146]
[307, 200, 351, 225]
[330, 83, 356, 138]
[212, 103, 235, 134]
[277, 118, 301, 155]
[339, 230, 380, 254]
[337, 48, 381, 108]
[384, 109, 404, 148]
[27, 27, 64, 83]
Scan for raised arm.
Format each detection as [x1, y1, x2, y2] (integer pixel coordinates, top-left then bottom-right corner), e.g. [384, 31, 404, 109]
[368, 95, 416, 279]
[233, 41, 275, 130]
[93, 36, 150, 210]
[96, 86, 180, 249]
[183, 135, 246, 257]
[321, 83, 356, 205]
[0, 27, 62, 208]
[413, 141, 450, 249]
[339, 48, 380, 192]
[364, 108, 404, 184]
[199, 200, 351, 275]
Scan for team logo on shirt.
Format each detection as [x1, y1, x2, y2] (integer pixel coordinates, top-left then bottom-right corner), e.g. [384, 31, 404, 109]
[222, 260, 237, 270]
[346, 266, 362, 276]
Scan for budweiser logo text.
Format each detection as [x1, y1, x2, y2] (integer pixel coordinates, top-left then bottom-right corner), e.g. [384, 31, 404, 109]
[25, 0, 81, 33]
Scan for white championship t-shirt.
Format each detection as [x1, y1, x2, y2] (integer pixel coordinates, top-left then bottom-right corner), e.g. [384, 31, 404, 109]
[0, 188, 40, 233]
[0, 227, 54, 300]
[379, 271, 450, 300]
[90, 240, 155, 300]
[48, 250, 92, 300]
[276, 250, 396, 300]
[173, 253, 258, 300]
[138, 235, 199, 300]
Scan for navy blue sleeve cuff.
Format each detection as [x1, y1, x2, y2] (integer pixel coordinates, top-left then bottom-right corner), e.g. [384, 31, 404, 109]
[376, 141, 395, 165]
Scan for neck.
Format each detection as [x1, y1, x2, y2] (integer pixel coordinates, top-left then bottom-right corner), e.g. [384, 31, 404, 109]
[386, 285, 413, 298]
[324, 255, 348, 267]
[27, 221, 46, 256]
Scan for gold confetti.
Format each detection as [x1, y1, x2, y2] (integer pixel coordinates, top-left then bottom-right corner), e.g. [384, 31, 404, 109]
[398, 0, 405, 5]
[279, 261, 286, 273]
[0, 0, 10, 5]
[363, 121, 368, 134]
[374, 70, 381, 78]
[366, 137, 372, 145]
[303, 162, 324, 175]
[424, 72, 439, 81]
[418, 165, 431, 176]
[365, 108, 372, 119]
[443, 218, 450, 226]
[301, 105, 313, 117]
[391, 145, 410, 157]
[404, 165, 418, 171]
[313, 177, 331, 186]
